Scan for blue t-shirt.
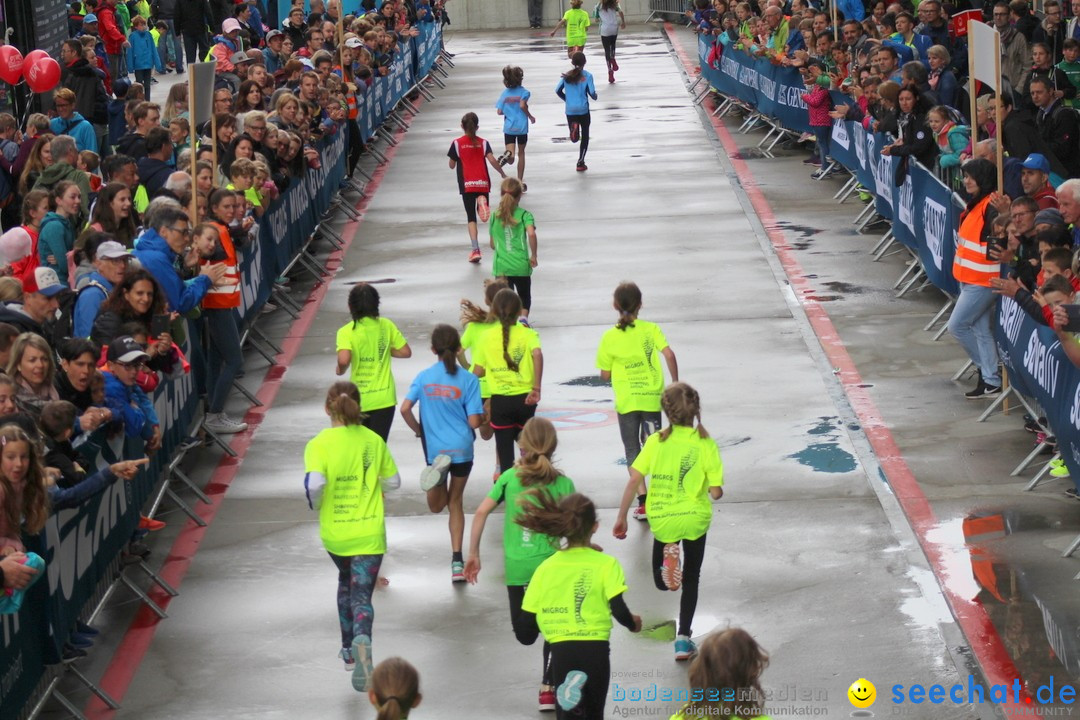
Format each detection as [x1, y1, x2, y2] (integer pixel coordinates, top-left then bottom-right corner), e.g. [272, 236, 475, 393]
[556, 71, 597, 116]
[405, 361, 484, 464]
[496, 86, 532, 135]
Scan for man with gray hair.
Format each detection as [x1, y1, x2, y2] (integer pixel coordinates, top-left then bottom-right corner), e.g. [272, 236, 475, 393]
[1056, 179, 1080, 245]
[33, 135, 92, 214]
[973, 139, 1023, 199]
[163, 171, 192, 200]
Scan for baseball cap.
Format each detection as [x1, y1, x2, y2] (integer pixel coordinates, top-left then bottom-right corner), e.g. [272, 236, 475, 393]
[1021, 153, 1050, 173]
[23, 267, 66, 297]
[95, 240, 130, 260]
[107, 336, 151, 365]
[345, 37, 363, 48]
[298, 57, 315, 69]
[1035, 208, 1066, 228]
[230, 51, 254, 64]
[83, 13, 98, 22]
[266, 29, 283, 41]
[222, 18, 242, 33]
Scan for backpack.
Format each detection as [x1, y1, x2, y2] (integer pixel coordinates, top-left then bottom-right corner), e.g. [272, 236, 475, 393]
[41, 279, 108, 347]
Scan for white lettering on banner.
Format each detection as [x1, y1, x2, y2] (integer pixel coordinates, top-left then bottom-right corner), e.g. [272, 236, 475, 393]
[239, 240, 264, 315]
[923, 195, 947, 270]
[777, 84, 806, 109]
[758, 74, 777, 102]
[1, 613, 19, 650]
[898, 173, 914, 234]
[854, 124, 866, 168]
[286, 178, 307, 227]
[739, 65, 758, 90]
[872, 148, 893, 208]
[0, 643, 22, 698]
[1023, 330, 1060, 398]
[44, 482, 130, 602]
[721, 53, 740, 80]
[832, 119, 849, 150]
[153, 369, 195, 435]
[999, 296, 1025, 347]
[1070, 382, 1080, 430]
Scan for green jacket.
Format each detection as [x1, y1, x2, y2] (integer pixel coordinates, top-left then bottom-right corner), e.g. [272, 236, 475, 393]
[115, 1, 130, 34]
[33, 162, 92, 216]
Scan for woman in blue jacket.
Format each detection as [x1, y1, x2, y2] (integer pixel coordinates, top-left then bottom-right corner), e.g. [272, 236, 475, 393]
[38, 181, 82, 287]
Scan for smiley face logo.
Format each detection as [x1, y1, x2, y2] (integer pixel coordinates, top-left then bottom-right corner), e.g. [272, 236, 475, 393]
[848, 678, 876, 708]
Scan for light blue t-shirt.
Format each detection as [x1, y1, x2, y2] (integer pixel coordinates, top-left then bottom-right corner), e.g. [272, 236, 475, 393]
[405, 361, 484, 464]
[556, 71, 597, 116]
[496, 86, 532, 135]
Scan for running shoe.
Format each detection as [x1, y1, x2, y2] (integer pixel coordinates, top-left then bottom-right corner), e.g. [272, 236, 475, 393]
[557, 670, 587, 711]
[611, 58, 619, 71]
[521, 183, 528, 192]
[802, 154, 821, 166]
[1051, 463, 1071, 478]
[517, 316, 532, 328]
[468, 249, 482, 263]
[674, 635, 697, 661]
[138, 515, 166, 531]
[76, 621, 99, 636]
[576, 162, 587, 172]
[476, 195, 490, 222]
[204, 412, 248, 434]
[1050, 458, 1065, 468]
[339, 646, 356, 671]
[68, 632, 93, 649]
[497, 150, 514, 166]
[421, 454, 452, 491]
[608, 69, 615, 84]
[569, 122, 580, 143]
[451, 560, 466, 583]
[539, 687, 556, 712]
[351, 635, 375, 692]
[661, 542, 683, 591]
[632, 504, 647, 521]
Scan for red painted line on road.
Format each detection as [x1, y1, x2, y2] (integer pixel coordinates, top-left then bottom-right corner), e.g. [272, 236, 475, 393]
[85, 108, 423, 718]
[665, 25, 1037, 715]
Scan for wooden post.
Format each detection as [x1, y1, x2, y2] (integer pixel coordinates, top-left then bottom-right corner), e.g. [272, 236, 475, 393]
[993, 33, 1004, 194]
[968, 18, 977, 139]
[187, 79, 198, 221]
[830, 0, 838, 41]
[337, 2, 346, 78]
[211, 111, 218, 188]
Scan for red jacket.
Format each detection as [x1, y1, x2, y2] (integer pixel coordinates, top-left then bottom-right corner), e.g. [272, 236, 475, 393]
[96, 5, 126, 56]
[801, 84, 832, 128]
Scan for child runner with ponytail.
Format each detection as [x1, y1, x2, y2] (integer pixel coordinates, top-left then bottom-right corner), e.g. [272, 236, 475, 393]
[518, 491, 641, 718]
[494, 65, 536, 191]
[459, 278, 510, 448]
[447, 112, 508, 264]
[464, 417, 576, 712]
[305, 381, 401, 692]
[471, 289, 542, 478]
[670, 628, 771, 720]
[367, 657, 423, 720]
[597, 282, 679, 522]
[555, 52, 598, 172]
[490, 177, 538, 321]
[595, 0, 626, 84]
[400, 324, 484, 584]
[612, 382, 724, 662]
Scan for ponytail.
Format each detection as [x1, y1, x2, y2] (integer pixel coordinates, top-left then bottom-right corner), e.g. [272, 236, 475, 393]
[491, 288, 523, 372]
[515, 417, 561, 486]
[496, 177, 523, 225]
[325, 381, 366, 426]
[516, 491, 597, 547]
[460, 279, 509, 326]
[431, 323, 461, 375]
[613, 281, 642, 331]
[563, 52, 587, 84]
[658, 382, 709, 441]
[371, 657, 421, 720]
[461, 111, 479, 137]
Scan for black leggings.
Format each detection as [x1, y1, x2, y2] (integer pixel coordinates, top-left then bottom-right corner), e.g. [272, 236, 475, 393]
[462, 192, 488, 223]
[507, 585, 552, 685]
[504, 276, 532, 311]
[550, 640, 610, 719]
[652, 534, 707, 637]
[601, 35, 617, 63]
[567, 113, 591, 163]
[363, 406, 395, 442]
[490, 393, 537, 473]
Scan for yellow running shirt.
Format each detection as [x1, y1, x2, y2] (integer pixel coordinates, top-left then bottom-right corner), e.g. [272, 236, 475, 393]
[563, 7, 591, 45]
[521, 546, 627, 643]
[336, 316, 408, 411]
[632, 426, 723, 543]
[596, 320, 670, 414]
[461, 319, 499, 398]
[473, 323, 541, 397]
[304, 424, 399, 556]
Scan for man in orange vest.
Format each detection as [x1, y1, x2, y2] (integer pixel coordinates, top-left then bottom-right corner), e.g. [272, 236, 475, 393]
[948, 158, 1003, 398]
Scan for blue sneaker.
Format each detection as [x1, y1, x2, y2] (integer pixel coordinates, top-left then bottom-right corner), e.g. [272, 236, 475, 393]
[339, 646, 355, 671]
[76, 621, 100, 636]
[557, 670, 587, 711]
[675, 635, 697, 661]
[351, 635, 374, 692]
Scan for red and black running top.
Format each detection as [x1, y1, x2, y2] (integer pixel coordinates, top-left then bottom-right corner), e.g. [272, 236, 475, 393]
[448, 135, 494, 195]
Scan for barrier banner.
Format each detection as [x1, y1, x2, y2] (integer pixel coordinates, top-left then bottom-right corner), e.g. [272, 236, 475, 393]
[416, 22, 442, 79]
[356, 24, 442, 143]
[910, 163, 963, 296]
[0, 575, 49, 720]
[699, 43, 812, 134]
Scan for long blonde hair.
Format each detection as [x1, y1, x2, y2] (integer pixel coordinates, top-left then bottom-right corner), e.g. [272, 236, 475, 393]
[515, 417, 562, 486]
[460, 278, 509, 326]
[496, 177, 524, 225]
[658, 382, 709, 441]
[0, 425, 49, 537]
[370, 657, 421, 720]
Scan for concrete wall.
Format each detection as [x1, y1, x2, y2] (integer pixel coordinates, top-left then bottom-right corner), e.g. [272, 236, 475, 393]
[448, 0, 670, 31]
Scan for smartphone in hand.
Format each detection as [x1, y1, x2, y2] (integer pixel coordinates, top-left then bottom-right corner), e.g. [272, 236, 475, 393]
[1061, 304, 1080, 333]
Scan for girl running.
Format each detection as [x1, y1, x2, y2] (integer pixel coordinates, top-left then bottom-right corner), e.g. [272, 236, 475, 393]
[595, 0, 626, 83]
[367, 657, 423, 720]
[670, 628, 771, 720]
[400, 324, 484, 584]
[612, 383, 724, 662]
[551, 0, 591, 58]
[459, 278, 510, 447]
[490, 178, 538, 321]
[597, 282, 679, 522]
[495, 66, 536, 191]
[447, 112, 508, 264]
[464, 417, 576, 713]
[471, 289, 542, 478]
[556, 52, 598, 172]
[336, 282, 412, 442]
[519, 492, 641, 719]
[305, 381, 401, 692]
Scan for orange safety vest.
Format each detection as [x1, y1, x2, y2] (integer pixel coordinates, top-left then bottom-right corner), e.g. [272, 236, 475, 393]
[202, 221, 241, 310]
[952, 195, 1000, 287]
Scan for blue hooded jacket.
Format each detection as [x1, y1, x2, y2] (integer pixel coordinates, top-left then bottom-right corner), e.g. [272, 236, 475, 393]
[131, 228, 213, 314]
[104, 371, 159, 441]
[72, 271, 114, 338]
[127, 28, 164, 72]
[38, 212, 76, 286]
[50, 112, 98, 153]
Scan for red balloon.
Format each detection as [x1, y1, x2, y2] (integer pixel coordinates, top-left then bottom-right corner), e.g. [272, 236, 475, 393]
[22, 49, 48, 75]
[0, 46, 23, 85]
[25, 57, 60, 94]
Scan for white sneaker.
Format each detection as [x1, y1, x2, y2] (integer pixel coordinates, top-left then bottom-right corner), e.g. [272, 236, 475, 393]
[420, 454, 452, 491]
[351, 635, 374, 692]
[204, 413, 248, 434]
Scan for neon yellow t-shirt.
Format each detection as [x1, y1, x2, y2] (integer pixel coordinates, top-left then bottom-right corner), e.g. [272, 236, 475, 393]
[473, 323, 541, 397]
[304, 425, 399, 556]
[488, 469, 577, 585]
[336, 317, 408, 411]
[632, 426, 723, 543]
[563, 7, 591, 45]
[596, 320, 670, 414]
[521, 547, 627, 643]
[461, 319, 499, 398]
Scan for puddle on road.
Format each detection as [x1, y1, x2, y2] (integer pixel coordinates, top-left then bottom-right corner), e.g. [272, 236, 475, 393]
[560, 375, 611, 387]
[787, 416, 857, 473]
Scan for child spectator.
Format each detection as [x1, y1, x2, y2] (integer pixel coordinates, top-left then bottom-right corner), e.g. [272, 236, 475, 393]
[40, 399, 86, 488]
[0, 425, 48, 614]
[1060, 39, 1080, 108]
[126, 16, 164, 101]
[926, 106, 969, 169]
[78, 150, 102, 192]
[102, 335, 161, 451]
[800, 62, 834, 177]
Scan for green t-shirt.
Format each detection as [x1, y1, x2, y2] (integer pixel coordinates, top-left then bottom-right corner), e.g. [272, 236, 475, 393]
[1059, 60, 1080, 107]
[596, 320, 670, 414]
[335, 317, 408, 411]
[563, 7, 591, 45]
[473, 323, 541, 397]
[490, 207, 535, 278]
[488, 469, 576, 585]
[304, 425, 398, 556]
[461, 320, 498, 398]
[632, 426, 723, 543]
[521, 547, 627, 643]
